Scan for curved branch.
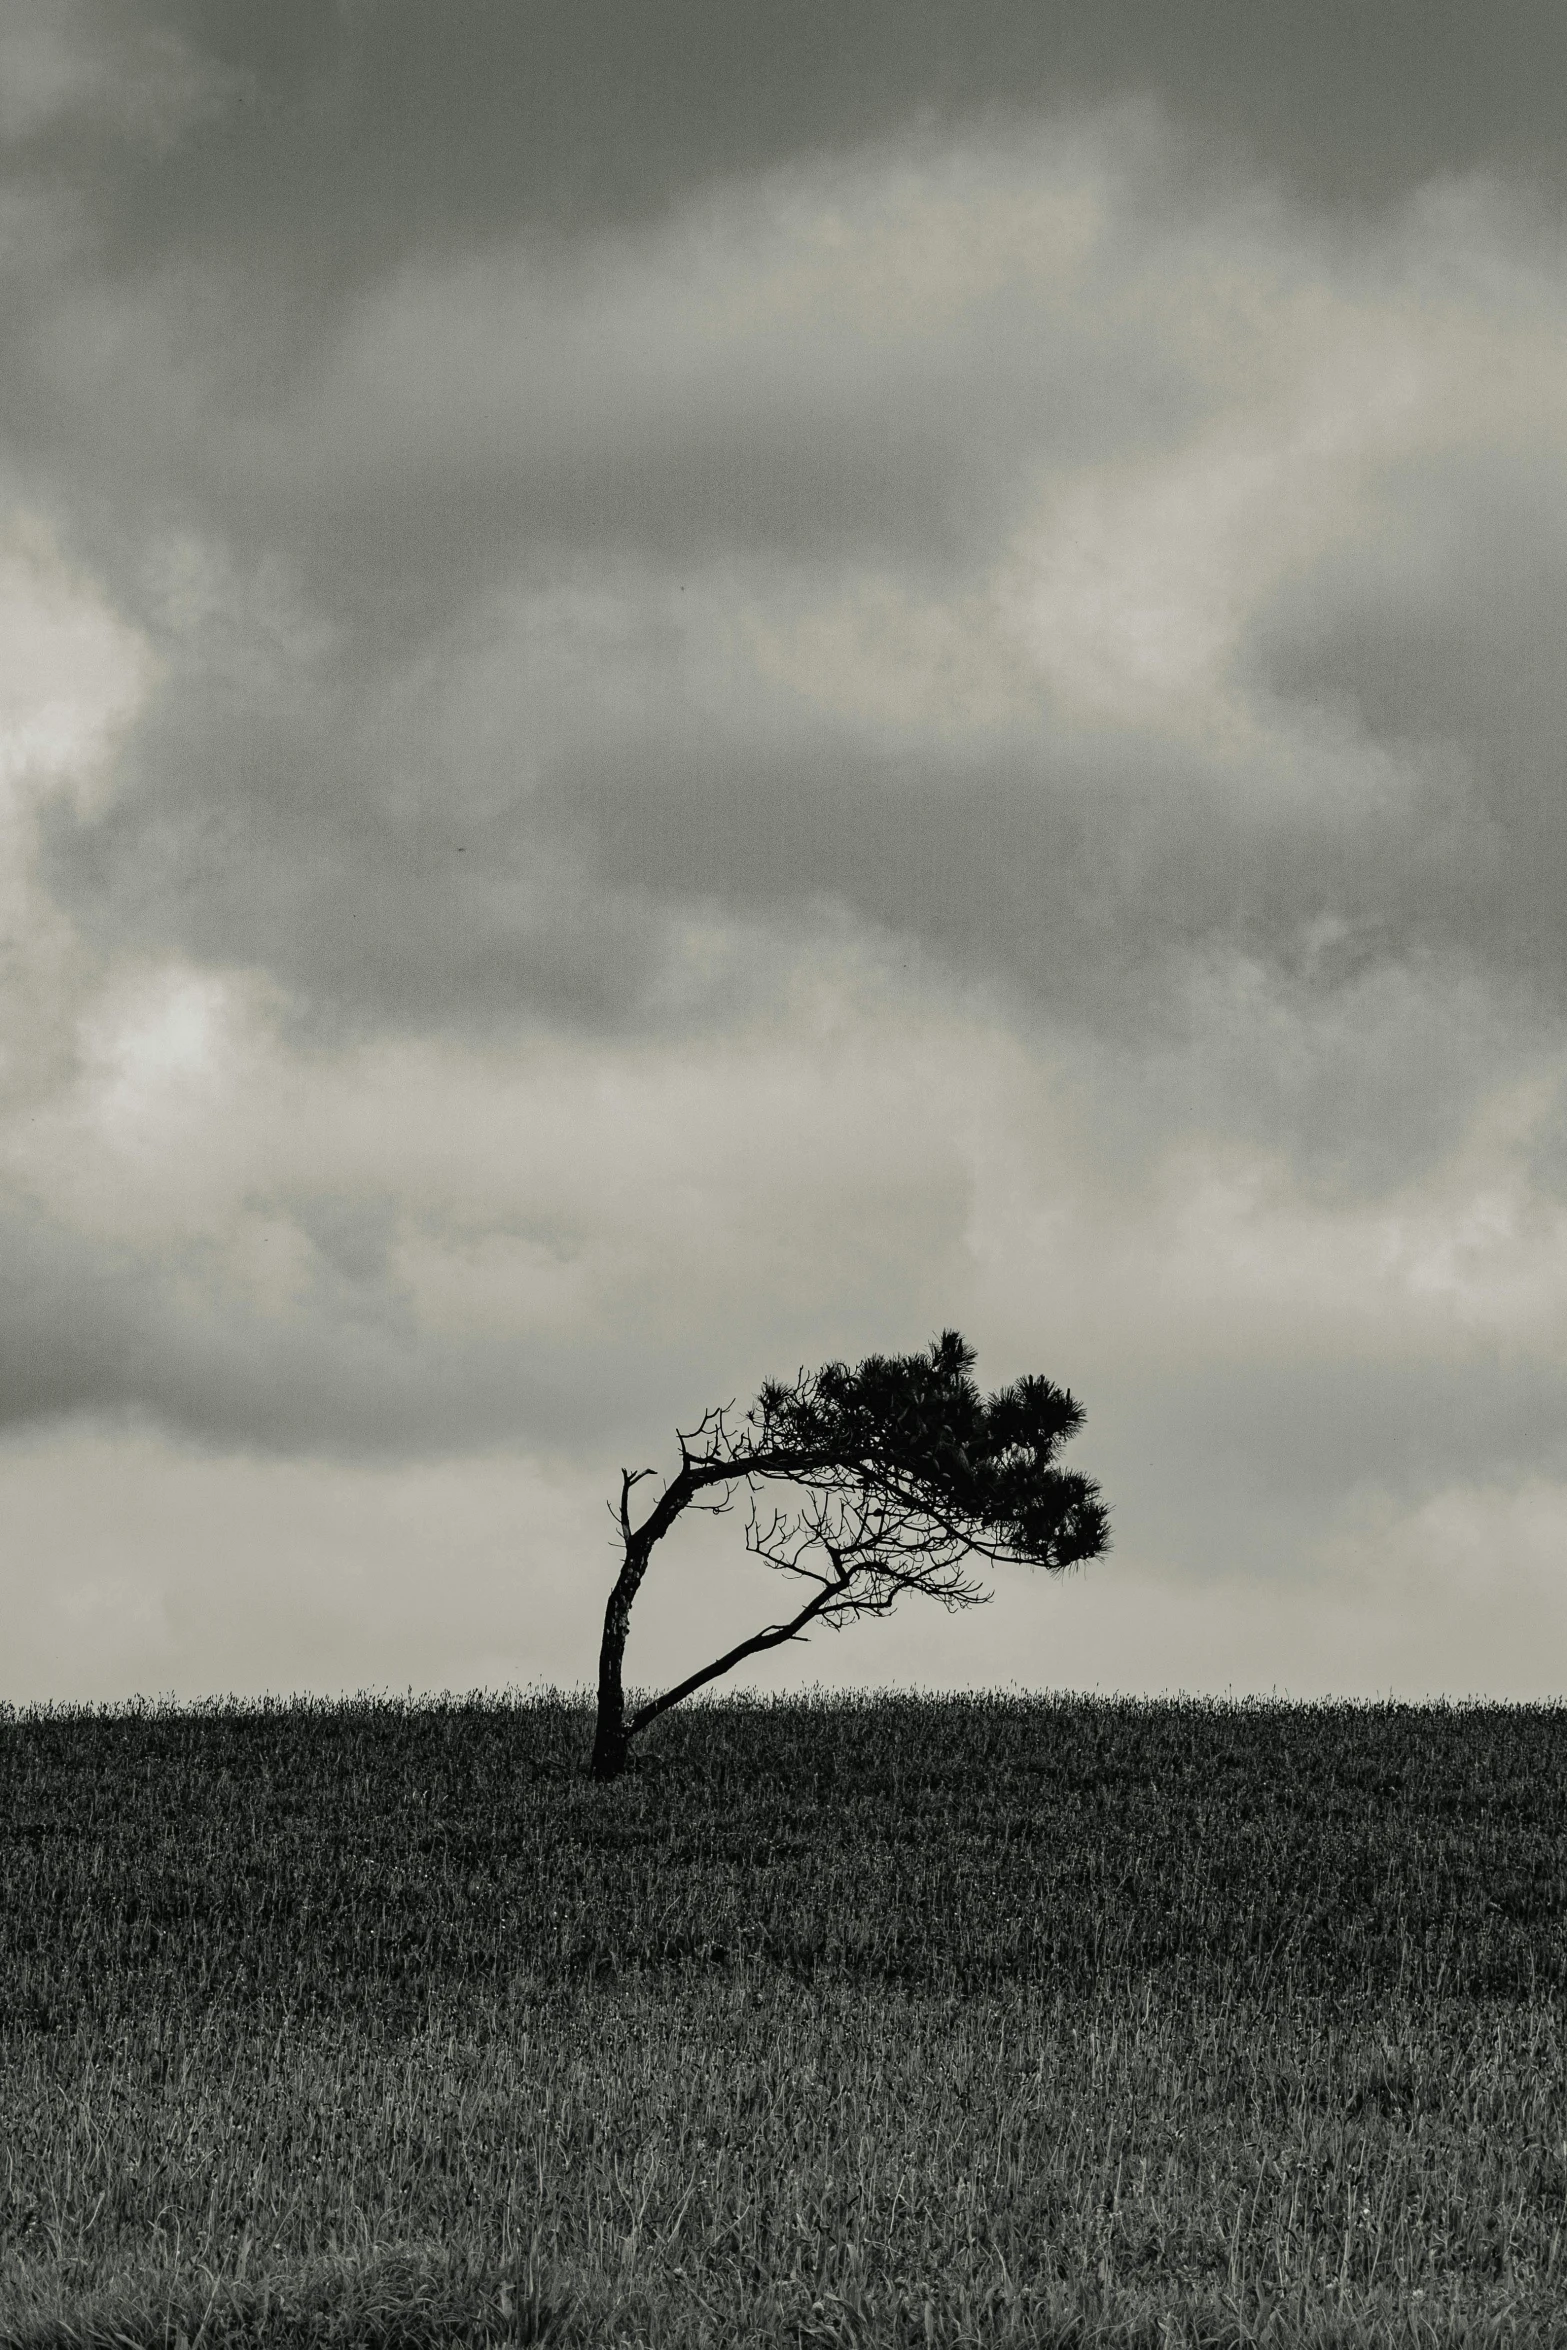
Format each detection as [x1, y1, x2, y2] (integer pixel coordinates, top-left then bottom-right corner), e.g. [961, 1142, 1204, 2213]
[623, 1562, 855, 1743]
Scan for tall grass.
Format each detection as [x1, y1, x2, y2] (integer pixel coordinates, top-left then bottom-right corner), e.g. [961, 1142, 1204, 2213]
[2, 1690, 1565, 2346]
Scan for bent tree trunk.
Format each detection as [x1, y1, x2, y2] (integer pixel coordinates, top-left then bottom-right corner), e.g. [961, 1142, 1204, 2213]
[587, 1440, 884, 1782]
[591, 1452, 717, 1780]
[589, 1495, 857, 1780]
[591, 1577, 636, 1781]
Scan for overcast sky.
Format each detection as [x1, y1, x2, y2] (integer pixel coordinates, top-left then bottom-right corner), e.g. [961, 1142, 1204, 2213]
[4, 0, 1567, 1709]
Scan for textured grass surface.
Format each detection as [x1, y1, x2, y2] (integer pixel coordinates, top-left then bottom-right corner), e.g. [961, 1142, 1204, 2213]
[2, 1690, 1566, 2345]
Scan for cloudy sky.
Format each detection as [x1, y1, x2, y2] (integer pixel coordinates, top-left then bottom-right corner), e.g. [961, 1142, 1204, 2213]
[5, 0, 1567, 1709]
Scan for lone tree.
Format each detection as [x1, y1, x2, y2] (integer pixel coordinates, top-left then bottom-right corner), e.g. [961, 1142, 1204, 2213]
[590, 1330, 1108, 1781]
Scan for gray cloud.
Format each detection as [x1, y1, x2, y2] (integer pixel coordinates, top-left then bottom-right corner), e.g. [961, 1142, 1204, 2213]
[5, 3, 1567, 1702]
[10, 114, 1558, 1080]
[0, 0, 234, 150]
[16, 1, 1567, 261]
[1253, 451, 1567, 1001]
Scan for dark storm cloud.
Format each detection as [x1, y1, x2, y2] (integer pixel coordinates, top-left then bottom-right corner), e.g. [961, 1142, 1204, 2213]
[529, 693, 1462, 1022]
[0, 1204, 584, 1454]
[7, 0, 1567, 1584]
[42, 661, 668, 1039]
[9, 122, 1198, 616]
[1251, 449, 1567, 1008]
[9, 0, 1566, 578]
[0, 1180, 802, 1457]
[0, 1041, 976, 1456]
[24, 0, 1567, 263]
[13, 149, 1204, 1029]
[3, 1, 1561, 1068]
[11, 172, 1547, 1059]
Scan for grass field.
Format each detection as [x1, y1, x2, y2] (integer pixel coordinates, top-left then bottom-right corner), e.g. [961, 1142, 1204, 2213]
[2, 1688, 1566, 2347]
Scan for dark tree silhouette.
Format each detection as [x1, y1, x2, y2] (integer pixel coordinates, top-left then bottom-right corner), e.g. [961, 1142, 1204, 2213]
[590, 1331, 1109, 1780]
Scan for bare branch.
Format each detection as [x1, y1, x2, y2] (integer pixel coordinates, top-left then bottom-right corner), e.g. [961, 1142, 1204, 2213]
[624, 1559, 856, 1742]
[618, 1466, 656, 1542]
